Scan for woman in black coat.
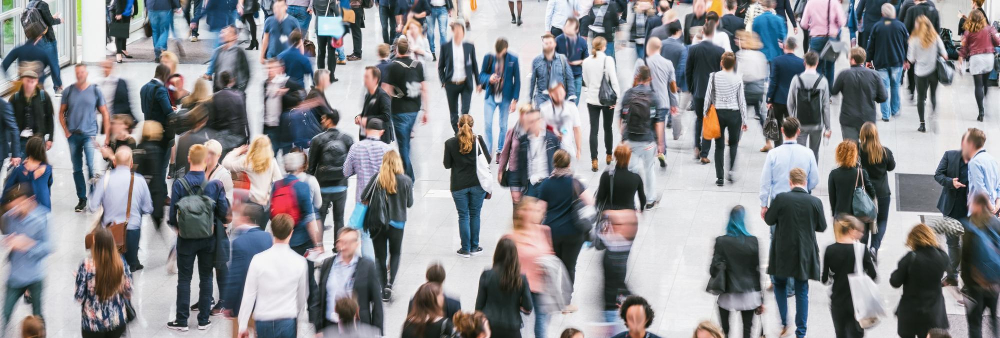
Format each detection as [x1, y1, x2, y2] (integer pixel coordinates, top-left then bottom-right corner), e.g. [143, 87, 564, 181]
[858, 122, 896, 253]
[710, 206, 762, 338]
[108, 0, 136, 62]
[828, 140, 875, 218]
[595, 145, 646, 212]
[822, 216, 876, 338]
[890, 223, 950, 338]
[475, 238, 533, 338]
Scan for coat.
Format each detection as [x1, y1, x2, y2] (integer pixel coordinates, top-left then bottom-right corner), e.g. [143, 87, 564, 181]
[359, 88, 393, 143]
[890, 246, 950, 336]
[438, 41, 480, 91]
[222, 227, 273, 314]
[764, 187, 827, 281]
[479, 53, 521, 103]
[210, 45, 251, 92]
[312, 255, 384, 333]
[766, 53, 805, 105]
[11, 87, 54, 143]
[515, 131, 560, 188]
[140, 79, 174, 135]
[711, 236, 762, 294]
[686, 40, 725, 99]
[108, 78, 132, 117]
[828, 166, 876, 217]
[934, 150, 968, 217]
[0, 100, 19, 160]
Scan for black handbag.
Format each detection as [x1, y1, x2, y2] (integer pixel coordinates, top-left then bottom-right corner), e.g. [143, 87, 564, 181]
[707, 261, 727, 295]
[763, 107, 780, 141]
[936, 56, 955, 85]
[142, 17, 152, 38]
[598, 57, 618, 106]
[362, 176, 390, 238]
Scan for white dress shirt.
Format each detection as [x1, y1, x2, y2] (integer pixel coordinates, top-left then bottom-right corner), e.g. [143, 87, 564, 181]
[452, 41, 466, 83]
[528, 133, 549, 185]
[238, 243, 309, 332]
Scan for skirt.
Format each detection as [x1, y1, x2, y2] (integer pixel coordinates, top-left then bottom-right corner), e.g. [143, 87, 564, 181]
[969, 53, 994, 75]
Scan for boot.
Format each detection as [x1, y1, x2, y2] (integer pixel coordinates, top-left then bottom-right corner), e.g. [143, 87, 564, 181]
[591, 159, 598, 172]
[917, 123, 926, 133]
[245, 39, 258, 50]
[605, 154, 612, 165]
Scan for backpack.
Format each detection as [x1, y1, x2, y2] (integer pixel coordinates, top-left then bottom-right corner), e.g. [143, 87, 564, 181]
[794, 75, 825, 126]
[270, 178, 303, 225]
[282, 108, 323, 149]
[315, 130, 350, 183]
[621, 88, 653, 139]
[176, 179, 216, 239]
[940, 28, 959, 61]
[966, 222, 1000, 283]
[21, 1, 46, 40]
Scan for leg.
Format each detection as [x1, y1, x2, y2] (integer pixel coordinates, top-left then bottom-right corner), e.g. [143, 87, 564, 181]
[497, 101, 511, 152]
[740, 310, 754, 338]
[946, 218, 965, 282]
[718, 306, 732, 336]
[483, 98, 498, 153]
[452, 188, 472, 251]
[243, 14, 257, 42]
[316, 35, 330, 69]
[871, 195, 891, 253]
[214, 235, 230, 311]
[445, 83, 461, 133]
[771, 276, 788, 327]
[572, 76, 583, 104]
[877, 68, 891, 120]
[83, 136, 95, 190]
[916, 75, 929, 122]
[532, 292, 549, 338]
[929, 73, 939, 111]
[350, 11, 362, 57]
[794, 278, 809, 338]
[372, 231, 389, 286]
[68, 134, 87, 199]
[126, 229, 141, 270]
[727, 112, 741, 171]
[806, 130, 821, 161]
[460, 85, 473, 116]
[175, 246, 196, 324]
[714, 128, 726, 179]
[195, 243, 215, 324]
[319, 192, 333, 232]
[967, 287, 987, 338]
[602, 105, 614, 158]
[331, 191, 348, 240]
[693, 98, 705, 154]
[907, 66, 916, 98]
[468, 186, 486, 249]
[559, 235, 585, 283]
[392, 112, 418, 179]
[588, 104, 600, 160]
[974, 74, 987, 116]
[2, 284, 26, 329]
[890, 66, 902, 115]
[841, 125, 860, 142]
[387, 226, 404, 285]
[435, 8, 449, 52]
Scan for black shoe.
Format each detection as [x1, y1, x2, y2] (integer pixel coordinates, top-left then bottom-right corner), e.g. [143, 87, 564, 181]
[130, 264, 144, 272]
[122, 52, 133, 58]
[154, 56, 161, 63]
[979, 112, 985, 122]
[516, 18, 523, 26]
[191, 300, 215, 311]
[657, 154, 666, 168]
[471, 247, 484, 256]
[644, 201, 658, 210]
[881, 118, 889, 122]
[432, 54, 437, 62]
[332, 78, 339, 82]
[210, 307, 225, 317]
[382, 287, 392, 302]
[917, 123, 926, 132]
[75, 199, 86, 212]
[456, 249, 471, 258]
[666, 121, 672, 128]
[167, 320, 189, 332]
[716, 179, 724, 186]
[197, 320, 212, 330]
[511, 17, 516, 24]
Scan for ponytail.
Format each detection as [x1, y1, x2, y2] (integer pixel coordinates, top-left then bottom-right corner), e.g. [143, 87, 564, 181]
[591, 36, 607, 58]
[457, 115, 476, 154]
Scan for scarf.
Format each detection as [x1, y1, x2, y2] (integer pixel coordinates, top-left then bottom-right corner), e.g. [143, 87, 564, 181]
[726, 207, 751, 237]
[493, 54, 504, 98]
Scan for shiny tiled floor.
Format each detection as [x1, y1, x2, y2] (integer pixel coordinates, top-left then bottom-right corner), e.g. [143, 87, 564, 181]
[1, 0, 994, 337]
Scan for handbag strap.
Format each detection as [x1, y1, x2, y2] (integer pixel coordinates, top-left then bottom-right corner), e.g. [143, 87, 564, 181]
[711, 72, 717, 105]
[124, 171, 134, 224]
[853, 241, 864, 274]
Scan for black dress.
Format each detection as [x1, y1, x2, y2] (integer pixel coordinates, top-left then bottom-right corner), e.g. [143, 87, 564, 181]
[822, 243, 876, 338]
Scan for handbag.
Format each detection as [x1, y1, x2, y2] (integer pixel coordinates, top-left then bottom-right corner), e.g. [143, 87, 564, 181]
[598, 56, 618, 106]
[317, 0, 347, 37]
[847, 242, 887, 328]
[474, 136, 494, 195]
[706, 261, 727, 295]
[348, 202, 368, 229]
[342, 8, 356, 24]
[819, 0, 847, 62]
[936, 56, 955, 85]
[763, 107, 780, 140]
[851, 167, 878, 222]
[361, 176, 390, 238]
[930, 216, 965, 237]
[702, 73, 722, 140]
[84, 172, 133, 253]
[142, 17, 152, 38]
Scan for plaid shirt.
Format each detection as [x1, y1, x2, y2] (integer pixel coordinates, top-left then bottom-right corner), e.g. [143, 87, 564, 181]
[343, 138, 392, 202]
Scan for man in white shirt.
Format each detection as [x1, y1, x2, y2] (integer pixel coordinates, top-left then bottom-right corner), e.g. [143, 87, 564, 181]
[238, 214, 308, 337]
[539, 83, 583, 159]
[438, 22, 479, 133]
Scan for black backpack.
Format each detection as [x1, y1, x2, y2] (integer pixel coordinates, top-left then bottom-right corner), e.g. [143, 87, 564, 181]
[795, 75, 824, 126]
[21, 1, 46, 40]
[315, 130, 350, 182]
[940, 28, 959, 60]
[622, 88, 653, 139]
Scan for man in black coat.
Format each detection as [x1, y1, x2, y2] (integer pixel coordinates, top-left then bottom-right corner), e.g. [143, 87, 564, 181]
[312, 227, 384, 334]
[763, 167, 827, 338]
[685, 25, 724, 161]
[438, 22, 479, 133]
[101, 60, 133, 119]
[206, 72, 249, 155]
[359, 66, 393, 143]
[206, 25, 250, 92]
[934, 137, 969, 286]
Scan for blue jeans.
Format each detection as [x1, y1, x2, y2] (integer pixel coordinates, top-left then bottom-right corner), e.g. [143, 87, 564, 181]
[483, 97, 511, 153]
[606, 41, 616, 58]
[861, 195, 891, 254]
[531, 292, 548, 338]
[426, 6, 449, 54]
[255, 318, 297, 338]
[602, 310, 626, 335]
[636, 43, 645, 59]
[877, 66, 903, 119]
[773, 277, 809, 338]
[126, 229, 141, 270]
[392, 112, 418, 180]
[571, 76, 582, 104]
[68, 134, 95, 199]
[287, 5, 312, 37]
[35, 39, 61, 87]
[175, 238, 215, 325]
[452, 185, 486, 251]
[149, 10, 175, 57]
[379, 5, 398, 43]
[808, 36, 837, 90]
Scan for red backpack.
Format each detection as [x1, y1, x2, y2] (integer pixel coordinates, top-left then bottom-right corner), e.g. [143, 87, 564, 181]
[270, 178, 302, 225]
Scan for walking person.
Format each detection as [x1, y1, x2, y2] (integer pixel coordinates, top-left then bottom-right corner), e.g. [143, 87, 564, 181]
[368, 151, 414, 301]
[497, 106, 532, 204]
[223, 204, 272, 337]
[0, 183, 49, 331]
[206, 26, 251, 93]
[821, 216, 876, 338]
[901, 0, 939, 101]
[963, 193, 1000, 338]
[515, 109, 560, 197]
[545, 0, 577, 36]
[763, 37, 804, 151]
[555, 18, 588, 101]
[704, 52, 748, 186]
[710, 206, 763, 338]
[74, 227, 133, 338]
[831, 48, 887, 141]
[640, 37, 679, 169]
[381, 39, 428, 179]
[87, 147, 153, 271]
[402, 283, 454, 338]
[236, 215, 309, 338]
[908, 16, 947, 132]
[311, 227, 385, 334]
[479, 38, 521, 157]
[965, 128, 1000, 210]
[529, 34, 576, 107]
[620, 67, 662, 207]
[535, 150, 591, 281]
[581, 36, 620, 171]
[344, 118, 392, 211]
[261, 0, 300, 62]
[108, 0, 136, 63]
[475, 237, 533, 338]
[890, 223, 950, 338]
[855, 0, 890, 47]
[959, 10, 999, 121]
[140, 65, 175, 175]
[597, 210, 638, 334]
[858, 122, 896, 256]
[423, 0, 454, 60]
[506, 197, 554, 338]
[785, 52, 831, 160]
[595, 145, 647, 211]
[99, 60, 133, 119]
[800, 0, 845, 89]
[444, 115, 491, 258]
[687, 22, 724, 161]
[934, 136, 969, 287]
[24, 0, 62, 91]
[736, 31, 768, 122]
[539, 83, 583, 159]
[865, 3, 907, 121]
[358, 66, 393, 143]
[752, 0, 787, 62]
[583, 0, 621, 57]
[827, 140, 876, 221]
[237, 0, 261, 50]
[4, 138, 52, 211]
[308, 108, 354, 236]
[60, 64, 111, 212]
[1, 34, 59, 93]
[759, 119, 820, 217]
[11, 71, 53, 157]
[222, 136, 284, 226]
[439, 22, 479, 133]
[147, 0, 181, 63]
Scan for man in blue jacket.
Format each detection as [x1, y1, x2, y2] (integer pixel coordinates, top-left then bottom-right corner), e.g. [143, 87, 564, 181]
[140, 64, 175, 174]
[479, 37, 520, 156]
[865, 3, 908, 121]
[223, 204, 273, 333]
[765, 37, 805, 151]
[555, 18, 588, 103]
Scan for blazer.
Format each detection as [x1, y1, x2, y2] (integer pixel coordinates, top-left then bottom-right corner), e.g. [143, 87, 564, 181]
[11, 87, 54, 142]
[890, 246, 950, 336]
[437, 41, 480, 90]
[685, 40, 724, 99]
[359, 87, 394, 143]
[110, 78, 132, 117]
[312, 255, 384, 334]
[766, 53, 805, 104]
[764, 187, 827, 281]
[828, 166, 876, 216]
[478, 53, 521, 102]
[934, 150, 969, 217]
[140, 79, 174, 133]
[0, 100, 19, 160]
[222, 227, 273, 314]
[475, 269, 533, 331]
[711, 236, 762, 294]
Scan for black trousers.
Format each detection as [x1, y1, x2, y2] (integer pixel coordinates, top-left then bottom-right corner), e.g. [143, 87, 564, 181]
[916, 72, 939, 122]
[291, 242, 317, 318]
[831, 303, 864, 338]
[115, 37, 128, 53]
[770, 103, 788, 147]
[241, 13, 257, 42]
[906, 66, 916, 96]
[718, 306, 754, 338]
[373, 226, 404, 287]
[349, 8, 364, 57]
[714, 109, 742, 179]
[319, 191, 348, 241]
[552, 234, 585, 283]
[316, 35, 339, 72]
[966, 286, 1000, 338]
[445, 82, 473, 133]
[802, 28, 811, 55]
[551, 27, 563, 37]
[587, 104, 614, 160]
[82, 325, 126, 338]
[975, 73, 989, 115]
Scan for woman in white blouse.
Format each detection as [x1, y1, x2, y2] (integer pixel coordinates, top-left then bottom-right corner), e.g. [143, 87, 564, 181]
[222, 135, 284, 227]
[704, 52, 747, 187]
[581, 36, 622, 172]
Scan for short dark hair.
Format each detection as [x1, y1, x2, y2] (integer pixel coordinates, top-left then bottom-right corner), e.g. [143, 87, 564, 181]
[426, 263, 446, 283]
[288, 29, 303, 47]
[322, 109, 340, 126]
[395, 37, 410, 55]
[219, 71, 233, 86]
[619, 296, 655, 329]
[154, 64, 172, 83]
[635, 65, 651, 82]
[804, 51, 819, 67]
[495, 38, 509, 54]
[668, 23, 682, 36]
[335, 297, 359, 323]
[365, 66, 382, 81]
[850, 47, 866, 65]
[271, 214, 295, 240]
[565, 17, 579, 28]
[782, 117, 801, 138]
[449, 21, 465, 32]
[968, 128, 987, 149]
[725, 0, 737, 10]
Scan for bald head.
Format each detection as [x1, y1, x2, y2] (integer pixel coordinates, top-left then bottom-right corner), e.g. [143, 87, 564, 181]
[646, 37, 662, 54]
[881, 3, 895, 18]
[114, 147, 133, 168]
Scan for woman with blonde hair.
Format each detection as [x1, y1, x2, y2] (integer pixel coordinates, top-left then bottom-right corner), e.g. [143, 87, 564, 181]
[959, 10, 1000, 121]
[691, 321, 723, 338]
[890, 223, 949, 338]
[179, 78, 213, 110]
[403, 20, 432, 63]
[581, 36, 621, 171]
[505, 196, 554, 338]
[858, 122, 895, 255]
[365, 150, 413, 301]
[222, 135, 283, 225]
[822, 216, 875, 338]
[907, 16, 948, 132]
[735, 30, 769, 123]
[159, 51, 187, 105]
[444, 115, 491, 257]
[74, 227, 133, 338]
[827, 140, 875, 219]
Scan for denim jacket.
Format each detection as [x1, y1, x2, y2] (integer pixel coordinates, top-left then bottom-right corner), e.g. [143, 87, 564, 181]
[529, 54, 576, 107]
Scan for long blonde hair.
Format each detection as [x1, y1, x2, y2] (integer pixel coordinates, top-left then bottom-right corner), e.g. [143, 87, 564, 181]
[246, 135, 275, 173]
[181, 78, 213, 106]
[910, 16, 938, 49]
[378, 150, 404, 194]
[160, 51, 179, 74]
[457, 114, 476, 154]
[965, 10, 987, 34]
[859, 122, 885, 164]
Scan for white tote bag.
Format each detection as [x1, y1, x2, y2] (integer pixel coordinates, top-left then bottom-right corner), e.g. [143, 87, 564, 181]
[848, 242, 887, 329]
[475, 136, 494, 195]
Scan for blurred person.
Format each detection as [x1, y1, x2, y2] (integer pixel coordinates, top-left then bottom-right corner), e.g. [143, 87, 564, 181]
[345, 118, 392, 205]
[98, 114, 136, 167]
[88, 147, 153, 271]
[285, 0, 313, 38]
[935, 134, 969, 287]
[831, 48, 887, 141]
[402, 21, 432, 65]
[827, 140, 875, 222]
[73, 228, 132, 338]
[224, 136, 284, 227]
[598, 210, 639, 334]
[159, 52, 187, 106]
[762, 37, 804, 151]
[719, 0, 744, 44]
[439, 22, 479, 133]
[408, 264, 462, 318]
[380, 38, 428, 179]
[147, 0, 181, 63]
[555, 18, 587, 100]
[23, 0, 62, 91]
[358, 66, 393, 143]
[421, 0, 453, 61]
[620, 66, 662, 207]
[759, 118, 820, 217]
[864, 4, 907, 121]
[639, 37, 679, 168]
[306, 69, 333, 114]
[683, 0, 708, 45]
[612, 296, 662, 338]
[261, 0, 300, 62]
[957, 0, 987, 37]
[207, 72, 250, 154]
[206, 26, 251, 92]
[20, 315, 43, 338]
[238, 0, 261, 50]
[963, 193, 1000, 338]
[312, 0, 339, 70]
[704, 52, 748, 186]
[581, 36, 620, 171]
[308, 108, 354, 236]
[272, 151, 323, 298]
[901, 0, 940, 100]
[170, 106, 214, 177]
[1, 31, 60, 91]
[626, 0, 655, 58]
[545, 0, 577, 36]
[189, 0, 239, 57]
[497, 106, 532, 204]
[764, 168, 827, 338]
[529, 34, 576, 107]
[822, 216, 876, 338]
[735, 31, 768, 122]
[402, 283, 454, 338]
[140, 64, 175, 176]
[506, 196, 555, 338]
[539, 83, 582, 159]
[368, 151, 414, 301]
[655, 22, 687, 134]
[686, 21, 724, 160]
[134, 121, 167, 226]
[958, 10, 999, 121]
[3, 137, 51, 210]
[515, 109, 559, 197]
[237, 215, 308, 338]
[965, 128, 1000, 211]
[224, 204, 272, 337]
[320, 297, 381, 337]
[444, 115, 491, 258]
[201, 140, 236, 314]
[536, 150, 591, 282]
[785, 52, 831, 159]
[800, 0, 845, 89]
[907, 16, 948, 132]
[696, 12, 731, 52]
[452, 311, 491, 338]
[60, 64, 111, 212]
[180, 78, 214, 110]
[0, 183, 49, 331]
[475, 238, 533, 337]
[691, 321, 723, 338]
[711, 206, 762, 338]
[561, 328, 583, 338]
[182, 0, 204, 42]
[99, 59, 133, 119]
[583, 0, 621, 57]
[11, 71, 52, 157]
[595, 145, 647, 211]
[752, 0, 787, 62]
[855, 0, 890, 46]
[312, 227, 384, 334]
[375, 0, 399, 43]
[890, 223, 949, 338]
[858, 122, 896, 255]
[479, 37, 521, 157]
[277, 30, 313, 87]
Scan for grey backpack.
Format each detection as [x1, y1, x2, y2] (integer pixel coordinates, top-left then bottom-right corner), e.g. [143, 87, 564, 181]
[176, 179, 216, 239]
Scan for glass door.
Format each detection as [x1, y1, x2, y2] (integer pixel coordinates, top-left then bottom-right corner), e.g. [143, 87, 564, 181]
[45, 0, 73, 65]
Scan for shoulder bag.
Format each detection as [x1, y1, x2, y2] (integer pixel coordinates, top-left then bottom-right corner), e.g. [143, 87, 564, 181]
[707, 260, 727, 295]
[598, 56, 618, 106]
[317, 0, 346, 37]
[702, 73, 722, 140]
[851, 167, 878, 222]
[475, 135, 494, 196]
[84, 171, 132, 253]
[362, 175, 390, 238]
[936, 40, 956, 85]
[819, 0, 848, 62]
[847, 242, 887, 328]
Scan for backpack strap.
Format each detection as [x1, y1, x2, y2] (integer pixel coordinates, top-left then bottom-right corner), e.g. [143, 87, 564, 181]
[810, 75, 824, 89]
[179, 177, 194, 196]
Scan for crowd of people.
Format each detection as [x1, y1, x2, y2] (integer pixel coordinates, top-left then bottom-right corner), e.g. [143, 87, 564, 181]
[0, 0, 998, 336]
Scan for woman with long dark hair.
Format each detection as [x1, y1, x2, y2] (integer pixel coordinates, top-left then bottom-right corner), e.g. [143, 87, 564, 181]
[74, 227, 133, 338]
[890, 223, 949, 338]
[444, 115, 491, 258]
[958, 10, 1000, 121]
[475, 238, 532, 337]
[3, 137, 52, 209]
[710, 206, 762, 338]
[402, 283, 453, 338]
[858, 122, 895, 255]
[367, 150, 414, 301]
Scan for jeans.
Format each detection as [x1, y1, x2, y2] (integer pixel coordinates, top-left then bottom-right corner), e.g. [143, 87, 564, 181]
[373, 226, 404, 287]
[772, 277, 808, 338]
[718, 306, 754, 338]
[966, 286, 1000, 338]
[68, 133, 95, 199]
[35, 39, 62, 87]
[531, 292, 549, 338]
[126, 229, 141, 270]
[379, 5, 398, 43]
[916, 72, 939, 122]
[182, 0, 203, 36]
[946, 217, 967, 280]
[319, 191, 348, 241]
[445, 82, 473, 133]
[452, 185, 486, 251]
[877, 66, 903, 119]
[796, 129, 822, 161]
[214, 229, 231, 309]
[587, 104, 614, 160]
[713, 109, 741, 179]
[861, 195, 891, 255]
[626, 140, 657, 204]
[392, 112, 418, 180]
[606, 41, 615, 58]
[808, 36, 837, 89]
[552, 233, 585, 283]
[427, 6, 449, 54]
[255, 318, 297, 338]
[571, 76, 582, 103]
[483, 97, 511, 153]
[2, 281, 42, 329]
[635, 43, 645, 59]
[149, 10, 175, 57]
[286, 5, 312, 37]
[176, 238, 215, 325]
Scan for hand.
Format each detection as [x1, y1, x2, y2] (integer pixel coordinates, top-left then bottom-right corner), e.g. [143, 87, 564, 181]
[756, 305, 765, 315]
[4, 234, 35, 252]
[396, 25, 403, 32]
[116, 15, 122, 20]
[903, 61, 910, 70]
[760, 207, 768, 220]
[609, 104, 616, 110]
[175, 8, 182, 14]
[823, 130, 832, 138]
[953, 178, 967, 189]
[202, 74, 211, 80]
[239, 331, 250, 338]
[260, 56, 267, 64]
[421, 112, 429, 124]
[235, 145, 249, 155]
[9, 158, 20, 167]
[741, 124, 748, 132]
[313, 245, 324, 254]
[45, 141, 51, 150]
[52, 13, 61, 20]
[497, 172, 504, 183]
[671, 106, 678, 115]
[509, 100, 518, 112]
[354, 115, 362, 125]
[766, 103, 773, 111]
[64, 131, 71, 139]
[308, 7, 313, 13]
[476, 86, 484, 93]
[657, 144, 665, 154]
[238, 6, 244, 15]
[794, 27, 799, 34]
[485, 193, 492, 200]
[958, 12, 966, 19]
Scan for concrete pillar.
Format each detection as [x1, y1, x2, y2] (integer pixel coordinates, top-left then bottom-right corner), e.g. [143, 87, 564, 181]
[80, 0, 107, 62]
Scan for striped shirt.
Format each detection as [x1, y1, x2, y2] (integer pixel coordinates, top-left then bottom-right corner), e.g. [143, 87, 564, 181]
[704, 70, 747, 120]
[343, 139, 392, 202]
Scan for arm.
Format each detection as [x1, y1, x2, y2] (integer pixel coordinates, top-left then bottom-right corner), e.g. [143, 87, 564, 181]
[296, 259, 308, 320]
[934, 153, 955, 187]
[563, 58, 576, 100]
[759, 156, 773, 207]
[1, 49, 15, 75]
[885, 148, 896, 172]
[874, 73, 888, 103]
[343, 148, 357, 178]
[58, 104, 69, 138]
[828, 173, 837, 211]
[139, 178, 153, 215]
[830, 73, 843, 96]
[478, 54, 493, 88]
[474, 271, 487, 311]
[3, 103, 18, 159]
[786, 75, 799, 116]
[519, 275, 533, 314]
[437, 46, 447, 85]
[168, 181, 182, 227]
[99, 105, 111, 145]
[307, 142, 320, 175]
[889, 252, 910, 288]
[443, 142, 454, 169]
[512, 57, 521, 102]
[43, 92, 54, 143]
[821, 249, 831, 284]
[238, 259, 260, 332]
[821, 82, 831, 132]
[87, 176, 105, 213]
[710, 242, 723, 277]
[766, 61, 778, 102]
[808, 158, 820, 192]
[863, 246, 877, 280]
[545, 0, 556, 29]
[470, 46, 480, 86]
